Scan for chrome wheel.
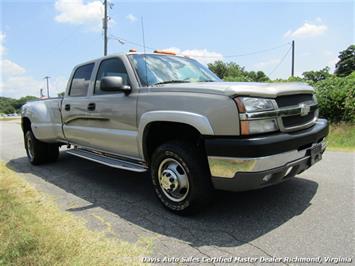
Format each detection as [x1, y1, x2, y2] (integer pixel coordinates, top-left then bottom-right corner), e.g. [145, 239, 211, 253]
[158, 158, 190, 202]
[26, 135, 34, 160]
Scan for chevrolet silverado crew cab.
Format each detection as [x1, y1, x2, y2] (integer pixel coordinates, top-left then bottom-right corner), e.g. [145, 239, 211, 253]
[21, 51, 329, 214]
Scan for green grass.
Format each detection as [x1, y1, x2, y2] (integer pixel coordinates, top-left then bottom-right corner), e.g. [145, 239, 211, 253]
[327, 123, 355, 152]
[0, 163, 152, 266]
[0, 117, 20, 121]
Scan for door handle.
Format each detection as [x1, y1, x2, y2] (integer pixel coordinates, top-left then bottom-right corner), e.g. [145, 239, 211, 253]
[87, 103, 96, 111]
[64, 104, 70, 111]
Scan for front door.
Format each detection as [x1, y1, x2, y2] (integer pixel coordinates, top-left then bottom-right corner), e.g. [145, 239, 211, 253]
[84, 57, 139, 159]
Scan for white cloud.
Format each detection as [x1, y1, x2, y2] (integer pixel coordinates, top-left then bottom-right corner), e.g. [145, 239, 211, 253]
[0, 58, 42, 97]
[54, 0, 103, 30]
[0, 76, 44, 98]
[126, 14, 137, 23]
[327, 57, 338, 68]
[1, 59, 26, 77]
[284, 20, 327, 38]
[0, 73, 67, 98]
[164, 47, 224, 64]
[0, 33, 66, 98]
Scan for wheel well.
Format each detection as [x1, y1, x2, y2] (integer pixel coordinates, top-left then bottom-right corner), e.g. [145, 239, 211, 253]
[22, 117, 31, 133]
[143, 122, 204, 164]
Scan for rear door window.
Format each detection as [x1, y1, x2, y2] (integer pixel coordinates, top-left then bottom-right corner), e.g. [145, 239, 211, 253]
[69, 63, 94, 97]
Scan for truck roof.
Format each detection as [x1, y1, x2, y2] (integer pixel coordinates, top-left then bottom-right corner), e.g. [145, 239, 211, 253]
[72, 52, 189, 70]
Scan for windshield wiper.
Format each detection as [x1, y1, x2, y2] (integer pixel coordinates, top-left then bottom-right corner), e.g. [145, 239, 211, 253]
[153, 80, 191, 86]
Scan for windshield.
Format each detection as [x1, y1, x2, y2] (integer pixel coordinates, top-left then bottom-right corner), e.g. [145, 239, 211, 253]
[128, 54, 221, 86]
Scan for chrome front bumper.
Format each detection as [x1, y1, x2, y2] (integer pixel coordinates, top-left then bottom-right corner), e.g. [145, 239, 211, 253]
[208, 138, 327, 178]
[208, 138, 327, 191]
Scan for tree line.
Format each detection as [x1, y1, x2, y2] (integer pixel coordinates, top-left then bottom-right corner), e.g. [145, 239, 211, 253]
[0, 96, 38, 115]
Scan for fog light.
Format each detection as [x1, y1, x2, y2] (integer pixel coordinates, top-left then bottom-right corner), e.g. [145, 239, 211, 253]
[263, 174, 272, 182]
[248, 119, 278, 134]
[285, 167, 293, 176]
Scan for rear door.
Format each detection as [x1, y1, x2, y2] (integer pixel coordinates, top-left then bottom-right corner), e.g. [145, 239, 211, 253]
[84, 57, 140, 159]
[62, 63, 95, 146]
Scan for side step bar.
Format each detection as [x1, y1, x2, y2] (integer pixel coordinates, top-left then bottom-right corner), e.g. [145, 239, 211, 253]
[66, 148, 148, 172]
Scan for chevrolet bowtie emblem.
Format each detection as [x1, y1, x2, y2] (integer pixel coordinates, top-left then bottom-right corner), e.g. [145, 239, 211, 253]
[299, 103, 311, 116]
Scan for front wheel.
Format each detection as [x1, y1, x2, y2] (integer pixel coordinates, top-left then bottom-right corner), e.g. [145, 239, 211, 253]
[24, 131, 59, 165]
[151, 141, 213, 215]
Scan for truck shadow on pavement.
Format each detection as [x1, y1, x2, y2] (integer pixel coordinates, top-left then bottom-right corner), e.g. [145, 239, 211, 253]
[7, 152, 318, 248]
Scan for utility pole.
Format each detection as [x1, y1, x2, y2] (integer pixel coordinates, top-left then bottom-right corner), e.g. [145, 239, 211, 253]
[44, 76, 50, 98]
[291, 40, 295, 77]
[103, 0, 108, 56]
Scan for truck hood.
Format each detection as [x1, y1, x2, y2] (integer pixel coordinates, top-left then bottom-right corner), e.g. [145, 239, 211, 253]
[151, 82, 314, 98]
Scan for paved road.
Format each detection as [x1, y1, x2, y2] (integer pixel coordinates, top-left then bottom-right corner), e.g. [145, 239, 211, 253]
[0, 120, 354, 265]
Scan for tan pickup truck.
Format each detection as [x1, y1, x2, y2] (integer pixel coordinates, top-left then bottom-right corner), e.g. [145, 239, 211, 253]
[21, 51, 329, 214]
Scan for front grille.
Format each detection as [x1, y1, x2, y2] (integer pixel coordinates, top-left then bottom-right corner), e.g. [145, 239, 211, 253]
[276, 94, 313, 107]
[282, 110, 315, 127]
[275, 94, 317, 131]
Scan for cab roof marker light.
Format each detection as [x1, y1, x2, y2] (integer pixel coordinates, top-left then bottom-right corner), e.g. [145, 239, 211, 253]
[153, 50, 177, 55]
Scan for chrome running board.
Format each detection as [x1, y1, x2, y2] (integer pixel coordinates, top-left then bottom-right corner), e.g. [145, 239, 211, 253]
[66, 148, 147, 172]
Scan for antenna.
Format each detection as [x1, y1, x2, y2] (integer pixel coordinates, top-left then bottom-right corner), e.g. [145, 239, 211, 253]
[141, 16, 148, 86]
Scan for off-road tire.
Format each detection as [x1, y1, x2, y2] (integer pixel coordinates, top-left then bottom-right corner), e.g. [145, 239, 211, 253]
[151, 140, 213, 215]
[24, 131, 59, 165]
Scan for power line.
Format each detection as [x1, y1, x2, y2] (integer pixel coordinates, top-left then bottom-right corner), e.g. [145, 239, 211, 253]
[109, 35, 155, 50]
[195, 43, 291, 58]
[268, 46, 292, 76]
[109, 34, 293, 76]
[109, 34, 291, 59]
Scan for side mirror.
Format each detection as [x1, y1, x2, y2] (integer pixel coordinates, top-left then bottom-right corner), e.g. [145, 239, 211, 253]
[100, 76, 131, 93]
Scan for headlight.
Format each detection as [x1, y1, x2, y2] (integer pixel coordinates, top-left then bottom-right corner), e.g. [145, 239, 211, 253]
[238, 97, 274, 112]
[234, 97, 279, 135]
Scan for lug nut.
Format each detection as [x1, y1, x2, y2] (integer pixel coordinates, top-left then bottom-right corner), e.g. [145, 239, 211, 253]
[169, 178, 174, 182]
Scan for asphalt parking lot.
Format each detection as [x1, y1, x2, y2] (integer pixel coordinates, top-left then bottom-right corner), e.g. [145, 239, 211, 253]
[0, 120, 353, 265]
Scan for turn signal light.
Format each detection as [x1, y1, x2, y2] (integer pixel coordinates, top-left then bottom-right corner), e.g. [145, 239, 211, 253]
[240, 121, 250, 135]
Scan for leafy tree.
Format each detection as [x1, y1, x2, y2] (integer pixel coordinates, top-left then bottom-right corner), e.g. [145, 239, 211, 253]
[207, 60, 228, 79]
[335, 45, 355, 77]
[302, 67, 331, 83]
[0, 96, 37, 114]
[208, 61, 270, 82]
[13, 96, 38, 109]
[246, 71, 270, 82]
[58, 92, 65, 97]
[314, 72, 355, 122]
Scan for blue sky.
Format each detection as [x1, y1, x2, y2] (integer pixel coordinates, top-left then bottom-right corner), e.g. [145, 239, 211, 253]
[1, 0, 353, 98]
